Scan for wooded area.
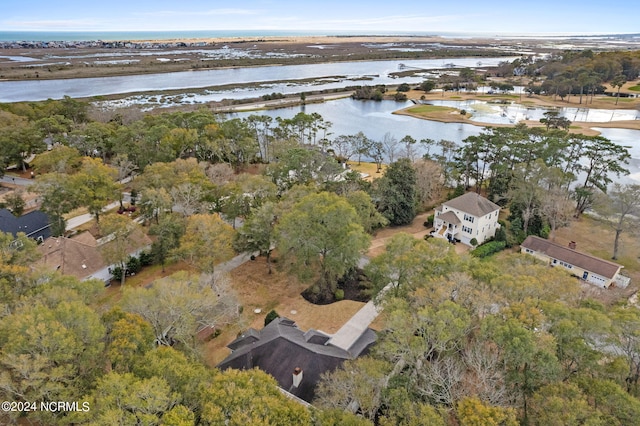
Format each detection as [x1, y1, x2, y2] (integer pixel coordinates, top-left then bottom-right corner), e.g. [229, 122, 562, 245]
[1, 49, 640, 424]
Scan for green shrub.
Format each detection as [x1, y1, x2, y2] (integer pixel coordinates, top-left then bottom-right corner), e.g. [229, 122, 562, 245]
[394, 92, 408, 101]
[138, 250, 153, 266]
[469, 238, 478, 247]
[539, 223, 551, 239]
[470, 241, 506, 258]
[264, 309, 279, 326]
[334, 289, 345, 301]
[110, 266, 123, 282]
[448, 185, 465, 199]
[126, 256, 142, 274]
[372, 90, 384, 101]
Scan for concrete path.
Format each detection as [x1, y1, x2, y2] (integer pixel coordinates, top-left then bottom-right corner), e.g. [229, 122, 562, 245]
[0, 175, 33, 186]
[327, 299, 381, 351]
[215, 251, 260, 275]
[65, 201, 120, 230]
[327, 280, 391, 352]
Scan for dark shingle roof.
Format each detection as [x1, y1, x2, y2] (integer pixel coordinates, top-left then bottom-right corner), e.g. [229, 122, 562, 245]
[521, 235, 622, 279]
[0, 208, 50, 240]
[444, 192, 500, 217]
[217, 317, 376, 402]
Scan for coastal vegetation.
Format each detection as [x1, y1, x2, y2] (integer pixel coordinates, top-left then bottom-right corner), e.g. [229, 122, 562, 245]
[1, 45, 640, 425]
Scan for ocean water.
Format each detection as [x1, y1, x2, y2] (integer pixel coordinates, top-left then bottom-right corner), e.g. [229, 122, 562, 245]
[0, 30, 437, 42]
[0, 30, 322, 42]
[2, 30, 631, 43]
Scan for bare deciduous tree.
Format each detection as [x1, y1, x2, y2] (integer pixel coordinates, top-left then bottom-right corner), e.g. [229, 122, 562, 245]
[593, 183, 640, 260]
[121, 271, 240, 351]
[413, 158, 443, 209]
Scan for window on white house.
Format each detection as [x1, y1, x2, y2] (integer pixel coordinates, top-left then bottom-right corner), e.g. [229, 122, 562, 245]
[558, 261, 573, 269]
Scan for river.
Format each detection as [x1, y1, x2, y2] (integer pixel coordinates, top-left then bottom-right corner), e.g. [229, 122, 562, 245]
[2, 54, 637, 183]
[0, 56, 516, 102]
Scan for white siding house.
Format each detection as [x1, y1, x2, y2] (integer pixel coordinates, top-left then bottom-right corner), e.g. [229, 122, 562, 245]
[520, 235, 627, 289]
[433, 192, 501, 245]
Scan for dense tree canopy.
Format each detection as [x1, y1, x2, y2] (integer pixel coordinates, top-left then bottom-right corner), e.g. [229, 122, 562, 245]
[276, 192, 370, 301]
[1, 55, 640, 424]
[375, 158, 418, 226]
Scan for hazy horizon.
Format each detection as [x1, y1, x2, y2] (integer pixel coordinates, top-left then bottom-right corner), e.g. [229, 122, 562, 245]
[3, 0, 639, 35]
[1, 29, 638, 44]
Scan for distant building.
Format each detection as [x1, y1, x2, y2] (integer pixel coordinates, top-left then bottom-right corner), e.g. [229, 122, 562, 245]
[0, 208, 51, 241]
[433, 192, 501, 245]
[217, 317, 376, 403]
[520, 235, 628, 288]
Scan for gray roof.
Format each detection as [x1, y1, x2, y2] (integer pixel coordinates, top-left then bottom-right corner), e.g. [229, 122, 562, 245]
[444, 192, 500, 217]
[217, 317, 376, 402]
[0, 208, 51, 240]
[439, 210, 461, 225]
[521, 235, 623, 279]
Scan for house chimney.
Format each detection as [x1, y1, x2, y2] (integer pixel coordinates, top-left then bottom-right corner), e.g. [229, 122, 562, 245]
[292, 367, 303, 388]
[568, 241, 576, 250]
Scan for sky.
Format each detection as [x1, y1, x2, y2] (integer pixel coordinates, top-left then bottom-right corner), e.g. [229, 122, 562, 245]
[2, 0, 639, 35]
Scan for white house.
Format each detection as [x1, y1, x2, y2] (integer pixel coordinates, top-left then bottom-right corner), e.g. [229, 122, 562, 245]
[433, 192, 500, 245]
[520, 235, 628, 289]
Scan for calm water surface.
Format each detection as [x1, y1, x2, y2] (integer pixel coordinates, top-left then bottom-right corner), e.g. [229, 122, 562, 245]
[230, 98, 640, 184]
[0, 56, 516, 102]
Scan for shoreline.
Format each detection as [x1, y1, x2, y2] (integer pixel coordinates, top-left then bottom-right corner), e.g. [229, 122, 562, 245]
[394, 106, 640, 135]
[392, 88, 640, 134]
[0, 33, 609, 82]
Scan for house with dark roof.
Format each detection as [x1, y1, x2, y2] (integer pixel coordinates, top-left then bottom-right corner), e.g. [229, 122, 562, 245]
[217, 317, 377, 403]
[0, 208, 51, 241]
[433, 192, 500, 245]
[520, 235, 628, 288]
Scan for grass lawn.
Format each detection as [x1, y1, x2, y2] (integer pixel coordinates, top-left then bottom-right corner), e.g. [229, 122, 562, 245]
[64, 206, 89, 220]
[477, 94, 520, 100]
[347, 160, 386, 179]
[629, 85, 640, 92]
[596, 96, 636, 104]
[96, 260, 194, 306]
[406, 104, 456, 114]
[398, 104, 473, 123]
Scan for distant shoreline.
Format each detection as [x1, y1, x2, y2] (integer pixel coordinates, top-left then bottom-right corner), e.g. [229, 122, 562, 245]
[1, 30, 639, 43]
